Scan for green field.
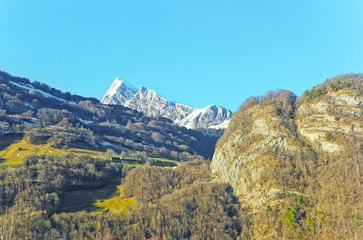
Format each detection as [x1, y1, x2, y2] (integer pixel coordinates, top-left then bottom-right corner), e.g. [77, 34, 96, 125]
[0, 134, 107, 167]
[151, 157, 178, 163]
[95, 185, 135, 214]
[150, 157, 178, 167]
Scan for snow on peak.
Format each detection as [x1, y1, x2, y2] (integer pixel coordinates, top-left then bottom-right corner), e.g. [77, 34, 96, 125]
[101, 77, 137, 105]
[108, 77, 123, 96]
[108, 77, 137, 96]
[178, 105, 232, 129]
[101, 77, 232, 129]
[209, 119, 231, 129]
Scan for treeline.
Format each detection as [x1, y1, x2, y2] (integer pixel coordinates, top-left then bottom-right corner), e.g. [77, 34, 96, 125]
[0, 70, 99, 104]
[301, 73, 363, 103]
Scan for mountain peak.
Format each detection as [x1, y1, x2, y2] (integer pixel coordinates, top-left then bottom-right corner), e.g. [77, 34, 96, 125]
[139, 85, 149, 93]
[101, 78, 233, 129]
[101, 77, 137, 105]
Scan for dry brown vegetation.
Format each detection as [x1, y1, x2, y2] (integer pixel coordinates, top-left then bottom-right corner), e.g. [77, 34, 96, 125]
[213, 75, 363, 239]
[0, 161, 245, 239]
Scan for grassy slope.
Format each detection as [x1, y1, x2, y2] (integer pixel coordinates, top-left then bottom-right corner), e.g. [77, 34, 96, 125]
[59, 176, 125, 213]
[0, 135, 106, 167]
[0, 135, 165, 214]
[94, 185, 135, 214]
[151, 157, 178, 163]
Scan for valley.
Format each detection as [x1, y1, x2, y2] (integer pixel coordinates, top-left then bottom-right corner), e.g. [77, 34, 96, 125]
[0, 71, 362, 239]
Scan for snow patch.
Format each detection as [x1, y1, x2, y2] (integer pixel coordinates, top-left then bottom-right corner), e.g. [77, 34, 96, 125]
[99, 140, 127, 150]
[81, 119, 93, 125]
[9, 81, 75, 104]
[209, 119, 231, 129]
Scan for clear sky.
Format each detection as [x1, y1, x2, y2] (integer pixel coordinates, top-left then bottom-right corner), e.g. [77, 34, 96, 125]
[0, 0, 362, 111]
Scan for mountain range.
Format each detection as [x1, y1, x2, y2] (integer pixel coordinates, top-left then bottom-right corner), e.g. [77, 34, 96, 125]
[101, 77, 233, 129]
[1, 69, 362, 239]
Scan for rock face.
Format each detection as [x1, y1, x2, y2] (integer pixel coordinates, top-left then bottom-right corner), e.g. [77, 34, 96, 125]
[101, 77, 138, 105]
[127, 86, 195, 123]
[296, 91, 363, 154]
[101, 78, 233, 129]
[211, 90, 306, 211]
[178, 105, 232, 129]
[211, 75, 363, 212]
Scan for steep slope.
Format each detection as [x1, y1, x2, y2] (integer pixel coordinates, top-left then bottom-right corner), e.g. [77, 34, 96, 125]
[101, 77, 137, 105]
[101, 78, 233, 129]
[127, 86, 194, 122]
[211, 74, 363, 239]
[211, 90, 307, 210]
[296, 90, 363, 154]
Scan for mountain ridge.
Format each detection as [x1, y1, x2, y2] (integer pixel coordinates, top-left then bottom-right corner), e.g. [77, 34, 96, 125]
[101, 78, 233, 129]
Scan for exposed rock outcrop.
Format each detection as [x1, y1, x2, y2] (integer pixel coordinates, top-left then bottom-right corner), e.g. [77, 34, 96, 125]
[211, 75, 363, 238]
[212, 76, 363, 209]
[211, 90, 308, 211]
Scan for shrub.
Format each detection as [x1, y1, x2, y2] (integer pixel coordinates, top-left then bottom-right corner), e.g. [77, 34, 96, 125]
[283, 204, 300, 230]
[324, 132, 332, 141]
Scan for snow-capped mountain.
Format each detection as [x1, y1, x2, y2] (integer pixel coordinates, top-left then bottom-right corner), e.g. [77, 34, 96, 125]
[127, 86, 195, 122]
[178, 105, 232, 129]
[101, 77, 138, 105]
[101, 78, 233, 129]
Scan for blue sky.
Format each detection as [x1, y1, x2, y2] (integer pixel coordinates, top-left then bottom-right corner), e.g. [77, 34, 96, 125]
[0, 0, 362, 111]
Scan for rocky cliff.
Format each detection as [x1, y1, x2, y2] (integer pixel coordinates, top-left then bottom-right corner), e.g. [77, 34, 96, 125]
[211, 74, 363, 239]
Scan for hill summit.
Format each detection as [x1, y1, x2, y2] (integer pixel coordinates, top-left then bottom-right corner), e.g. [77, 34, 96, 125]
[211, 74, 363, 239]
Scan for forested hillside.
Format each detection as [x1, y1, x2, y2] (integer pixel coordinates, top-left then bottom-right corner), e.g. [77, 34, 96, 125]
[0, 70, 233, 239]
[0, 158, 244, 239]
[211, 74, 363, 239]
[0, 70, 217, 161]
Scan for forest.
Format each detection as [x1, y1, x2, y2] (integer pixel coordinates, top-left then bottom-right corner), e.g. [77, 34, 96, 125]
[0, 155, 244, 240]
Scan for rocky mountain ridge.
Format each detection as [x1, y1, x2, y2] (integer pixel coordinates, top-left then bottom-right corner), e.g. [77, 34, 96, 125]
[101, 77, 232, 129]
[100, 77, 138, 106]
